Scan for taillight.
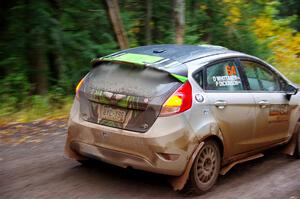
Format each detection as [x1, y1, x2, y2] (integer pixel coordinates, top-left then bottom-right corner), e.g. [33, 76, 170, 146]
[160, 81, 192, 116]
[75, 78, 84, 98]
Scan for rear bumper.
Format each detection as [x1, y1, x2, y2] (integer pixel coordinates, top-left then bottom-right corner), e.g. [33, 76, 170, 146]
[65, 99, 197, 176]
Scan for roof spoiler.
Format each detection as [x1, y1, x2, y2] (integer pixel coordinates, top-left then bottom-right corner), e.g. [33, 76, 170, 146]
[91, 53, 188, 83]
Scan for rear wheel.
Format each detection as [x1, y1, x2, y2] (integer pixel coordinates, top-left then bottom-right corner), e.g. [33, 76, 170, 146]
[185, 140, 221, 194]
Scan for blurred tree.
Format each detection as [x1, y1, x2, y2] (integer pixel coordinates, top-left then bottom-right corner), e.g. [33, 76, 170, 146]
[152, 0, 174, 43]
[0, 0, 299, 113]
[47, 0, 63, 86]
[145, 0, 152, 44]
[105, 0, 129, 49]
[173, 0, 185, 44]
[252, 0, 300, 82]
[278, 0, 300, 30]
[25, 0, 49, 94]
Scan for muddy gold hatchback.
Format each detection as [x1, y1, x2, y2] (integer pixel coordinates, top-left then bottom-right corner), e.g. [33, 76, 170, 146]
[65, 44, 300, 194]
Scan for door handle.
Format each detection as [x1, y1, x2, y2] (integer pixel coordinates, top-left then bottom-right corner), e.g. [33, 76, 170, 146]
[214, 100, 227, 109]
[258, 100, 270, 109]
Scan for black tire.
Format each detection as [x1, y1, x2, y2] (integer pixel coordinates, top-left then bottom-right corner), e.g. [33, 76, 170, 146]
[185, 140, 221, 195]
[294, 122, 300, 159]
[77, 158, 97, 166]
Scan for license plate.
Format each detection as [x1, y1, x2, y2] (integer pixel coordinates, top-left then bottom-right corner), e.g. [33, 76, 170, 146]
[102, 106, 126, 123]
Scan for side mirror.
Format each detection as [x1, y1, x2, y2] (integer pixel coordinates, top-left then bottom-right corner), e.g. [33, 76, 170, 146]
[285, 84, 298, 100]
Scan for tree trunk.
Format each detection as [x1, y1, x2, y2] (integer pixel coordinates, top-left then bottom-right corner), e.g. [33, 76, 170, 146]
[0, 0, 11, 78]
[105, 0, 129, 49]
[203, 6, 213, 43]
[25, 0, 48, 94]
[173, 0, 185, 44]
[145, 0, 152, 44]
[48, 0, 63, 86]
[190, 0, 199, 20]
[27, 46, 48, 94]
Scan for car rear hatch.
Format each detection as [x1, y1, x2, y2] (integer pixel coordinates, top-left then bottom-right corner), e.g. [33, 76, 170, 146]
[78, 55, 187, 133]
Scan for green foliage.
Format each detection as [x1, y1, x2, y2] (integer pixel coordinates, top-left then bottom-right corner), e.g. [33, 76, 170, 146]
[1, 0, 118, 98]
[0, 0, 299, 122]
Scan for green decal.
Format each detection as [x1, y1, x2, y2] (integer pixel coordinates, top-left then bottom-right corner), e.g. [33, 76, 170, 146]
[171, 74, 188, 83]
[102, 53, 164, 65]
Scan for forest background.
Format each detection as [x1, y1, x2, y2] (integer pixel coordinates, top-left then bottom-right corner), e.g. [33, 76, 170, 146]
[0, 0, 299, 123]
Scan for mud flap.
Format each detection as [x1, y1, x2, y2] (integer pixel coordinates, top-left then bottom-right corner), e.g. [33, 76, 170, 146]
[282, 123, 300, 156]
[169, 142, 204, 191]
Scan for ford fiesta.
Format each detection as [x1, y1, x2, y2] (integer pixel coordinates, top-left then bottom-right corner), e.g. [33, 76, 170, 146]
[65, 44, 300, 194]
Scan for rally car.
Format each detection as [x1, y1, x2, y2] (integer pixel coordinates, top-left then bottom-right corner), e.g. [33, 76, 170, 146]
[65, 44, 300, 194]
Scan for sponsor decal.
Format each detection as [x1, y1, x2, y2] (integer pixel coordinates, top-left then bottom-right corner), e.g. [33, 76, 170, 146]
[268, 105, 289, 123]
[226, 65, 237, 76]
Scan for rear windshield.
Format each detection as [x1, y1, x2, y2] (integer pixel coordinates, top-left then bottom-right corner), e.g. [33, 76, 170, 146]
[85, 62, 180, 98]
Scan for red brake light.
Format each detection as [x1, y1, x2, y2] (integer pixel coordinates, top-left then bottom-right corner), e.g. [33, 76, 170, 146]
[75, 78, 84, 98]
[160, 81, 192, 116]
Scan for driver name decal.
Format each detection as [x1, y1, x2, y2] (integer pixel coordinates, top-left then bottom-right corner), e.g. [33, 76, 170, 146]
[212, 75, 241, 87]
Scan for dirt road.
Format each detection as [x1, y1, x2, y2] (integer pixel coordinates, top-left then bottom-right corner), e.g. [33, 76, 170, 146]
[1, 119, 300, 199]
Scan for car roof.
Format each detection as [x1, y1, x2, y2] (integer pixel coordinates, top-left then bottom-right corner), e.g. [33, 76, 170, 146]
[118, 44, 232, 63]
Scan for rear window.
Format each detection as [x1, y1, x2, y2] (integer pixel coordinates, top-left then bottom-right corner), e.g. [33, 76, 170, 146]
[85, 62, 180, 98]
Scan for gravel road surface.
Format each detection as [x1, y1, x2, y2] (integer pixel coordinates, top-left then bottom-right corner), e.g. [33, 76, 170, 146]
[1, 119, 299, 199]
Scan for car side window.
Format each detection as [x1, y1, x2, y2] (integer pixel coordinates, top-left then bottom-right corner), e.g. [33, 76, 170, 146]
[205, 60, 243, 91]
[241, 60, 280, 92]
[193, 70, 203, 88]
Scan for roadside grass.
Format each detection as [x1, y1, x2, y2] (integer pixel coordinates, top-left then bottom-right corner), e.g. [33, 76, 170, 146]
[0, 95, 73, 125]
